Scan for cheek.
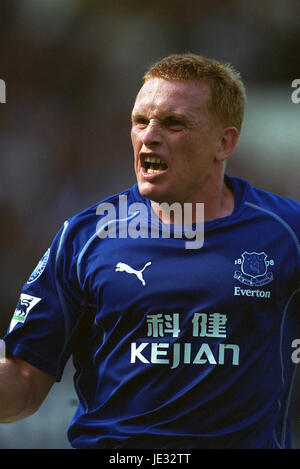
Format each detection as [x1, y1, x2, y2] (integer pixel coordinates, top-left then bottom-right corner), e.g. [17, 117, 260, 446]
[171, 137, 200, 168]
[131, 133, 142, 165]
[172, 142, 210, 183]
[131, 129, 140, 148]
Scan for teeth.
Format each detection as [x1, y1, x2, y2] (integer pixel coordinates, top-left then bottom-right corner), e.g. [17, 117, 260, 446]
[147, 168, 162, 173]
[144, 156, 163, 164]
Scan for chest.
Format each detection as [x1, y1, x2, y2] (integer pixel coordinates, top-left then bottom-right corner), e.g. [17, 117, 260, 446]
[81, 233, 287, 335]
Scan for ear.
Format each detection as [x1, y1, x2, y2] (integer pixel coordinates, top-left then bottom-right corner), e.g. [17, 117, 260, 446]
[216, 126, 239, 162]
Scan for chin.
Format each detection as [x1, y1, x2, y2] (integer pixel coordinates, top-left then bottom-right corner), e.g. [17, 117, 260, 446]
[138, 183, 157, 201]
[140, 187, 180, 206]
[137, 181, 168, 203]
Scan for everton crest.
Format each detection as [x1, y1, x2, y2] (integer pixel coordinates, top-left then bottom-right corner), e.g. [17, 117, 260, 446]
[234, 251, 274, 287]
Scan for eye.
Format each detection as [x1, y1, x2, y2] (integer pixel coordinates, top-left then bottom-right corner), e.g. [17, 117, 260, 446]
[165, 117, 185, 130]
[132, 116, 149, 128]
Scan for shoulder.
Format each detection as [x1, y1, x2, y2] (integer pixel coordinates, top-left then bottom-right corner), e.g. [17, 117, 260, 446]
[244, 180, 300, 235]
[59, 186, 135, 251]
[229, 175, 300, 237]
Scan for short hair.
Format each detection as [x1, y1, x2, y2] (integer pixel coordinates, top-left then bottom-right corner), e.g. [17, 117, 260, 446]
[143, 53, 246, 133]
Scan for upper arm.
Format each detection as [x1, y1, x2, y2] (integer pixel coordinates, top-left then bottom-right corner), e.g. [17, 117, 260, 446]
[3, 222, 86, 381]
[1, 221, 86, 418]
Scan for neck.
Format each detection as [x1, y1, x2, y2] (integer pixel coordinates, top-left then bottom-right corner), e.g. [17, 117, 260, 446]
[150, 173, 234, 224]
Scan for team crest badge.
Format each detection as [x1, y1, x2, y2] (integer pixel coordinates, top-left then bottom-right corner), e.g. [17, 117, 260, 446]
[234, 251, 274, 287]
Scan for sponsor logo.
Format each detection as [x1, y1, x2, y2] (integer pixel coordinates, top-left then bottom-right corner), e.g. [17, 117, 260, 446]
[130, 312, 240, 369]
[27, 248, 50, 284]
[115, 261, 151, 286]
[9, 294, 42, 332]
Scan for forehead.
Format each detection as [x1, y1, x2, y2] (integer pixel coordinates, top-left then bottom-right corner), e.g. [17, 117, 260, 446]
[132, 77, 211, 117]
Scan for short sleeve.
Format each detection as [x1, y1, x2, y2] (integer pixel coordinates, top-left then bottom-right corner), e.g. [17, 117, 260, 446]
[2, 220, 85, 381]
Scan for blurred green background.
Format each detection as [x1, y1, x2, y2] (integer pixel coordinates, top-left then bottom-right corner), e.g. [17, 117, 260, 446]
[0, 0, 299, 449]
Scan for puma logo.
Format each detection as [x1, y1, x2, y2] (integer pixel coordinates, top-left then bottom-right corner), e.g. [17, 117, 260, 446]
[115, 261, 152, 286]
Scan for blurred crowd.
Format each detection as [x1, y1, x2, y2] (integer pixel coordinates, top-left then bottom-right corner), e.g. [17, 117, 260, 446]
[0, 0, 299, 332]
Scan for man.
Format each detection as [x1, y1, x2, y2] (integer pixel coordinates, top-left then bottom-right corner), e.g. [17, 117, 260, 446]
[1, 54, 299, 449]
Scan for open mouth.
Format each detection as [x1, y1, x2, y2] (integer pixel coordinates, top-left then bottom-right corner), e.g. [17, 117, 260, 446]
[142, 155, 168, 174]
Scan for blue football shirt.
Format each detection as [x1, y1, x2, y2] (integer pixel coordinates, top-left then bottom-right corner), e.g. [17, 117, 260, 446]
[3, 175, 300, 449]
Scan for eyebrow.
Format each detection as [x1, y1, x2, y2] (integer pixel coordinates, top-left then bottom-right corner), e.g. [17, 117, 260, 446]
[131, 111, 188, 122]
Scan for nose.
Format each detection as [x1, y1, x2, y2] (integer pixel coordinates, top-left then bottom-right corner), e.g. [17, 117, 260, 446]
[142, 121, 162, 147]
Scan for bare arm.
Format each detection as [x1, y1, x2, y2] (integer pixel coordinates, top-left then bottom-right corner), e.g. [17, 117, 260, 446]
[0, 355, 56, 423]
